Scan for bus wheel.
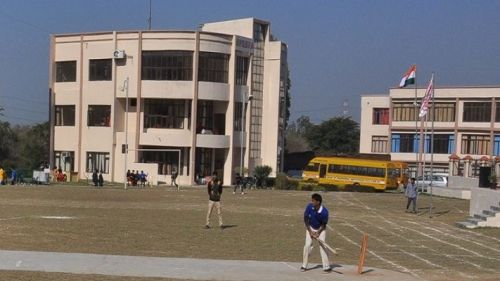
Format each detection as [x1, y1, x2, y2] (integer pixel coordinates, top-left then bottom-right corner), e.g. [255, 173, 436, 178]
[352, 183, 360, 192]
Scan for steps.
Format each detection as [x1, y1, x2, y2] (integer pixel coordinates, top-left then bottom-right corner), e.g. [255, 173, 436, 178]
[457, 201, 500, 229]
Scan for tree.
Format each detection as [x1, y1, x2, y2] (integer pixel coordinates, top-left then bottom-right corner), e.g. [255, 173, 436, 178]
[17, 122, 49, 170]
[285, 115, 313, 153]
[0, 121, 17, 167]
[305, 116, 359, 154]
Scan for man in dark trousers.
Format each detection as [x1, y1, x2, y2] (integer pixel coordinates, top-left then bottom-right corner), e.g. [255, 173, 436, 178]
[405, 177, 418, 213]
[205, 172, 224, 229]
[92, 169, 99, 186]
[171, 168, 179, 190]
[301, 193, 331, 273]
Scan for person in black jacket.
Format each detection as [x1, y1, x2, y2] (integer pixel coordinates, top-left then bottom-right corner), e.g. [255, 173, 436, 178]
[92, 169, 98, 186]
[205, 172, 224, 229]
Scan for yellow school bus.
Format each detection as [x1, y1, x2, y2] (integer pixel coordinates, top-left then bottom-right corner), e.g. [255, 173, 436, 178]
[302, 157, 399, 191]
[392, 161, 409, 186]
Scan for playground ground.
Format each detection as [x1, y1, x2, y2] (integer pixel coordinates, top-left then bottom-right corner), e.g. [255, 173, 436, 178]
[0, 184, 499, 280]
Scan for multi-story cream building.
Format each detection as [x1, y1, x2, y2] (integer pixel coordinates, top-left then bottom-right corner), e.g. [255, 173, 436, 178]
[360, 86, 500, 176]
[49, 18, 288, 185]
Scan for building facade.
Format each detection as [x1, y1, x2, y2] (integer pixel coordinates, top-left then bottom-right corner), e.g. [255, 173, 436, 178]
[360, 86, 500, 177]
[49, 18, 288, 185]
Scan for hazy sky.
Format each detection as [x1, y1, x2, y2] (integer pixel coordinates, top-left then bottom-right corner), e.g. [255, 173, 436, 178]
[1, 0, 500, 125]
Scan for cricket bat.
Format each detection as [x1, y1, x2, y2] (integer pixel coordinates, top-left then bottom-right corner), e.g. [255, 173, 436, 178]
[316, 238, 338, 255]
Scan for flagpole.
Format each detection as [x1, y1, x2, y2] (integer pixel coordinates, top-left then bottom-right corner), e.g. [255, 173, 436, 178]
[414, 64, 419, 179]
[429, 73, 435, 218]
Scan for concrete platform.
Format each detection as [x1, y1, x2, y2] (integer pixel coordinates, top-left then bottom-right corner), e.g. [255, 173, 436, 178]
[0, 250, 419, 281]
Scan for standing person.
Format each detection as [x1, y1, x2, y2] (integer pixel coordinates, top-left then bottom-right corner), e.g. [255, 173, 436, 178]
[205, 172, 224, 229]
[233, 173, 243, 194]
[0, 166, 5, 185]
[98, 171, 104, 187]
[405, 177, 418, 213]
[301, 193, 331, 273]
[92, 169, 98, 186]
[171, 168, 179, 189]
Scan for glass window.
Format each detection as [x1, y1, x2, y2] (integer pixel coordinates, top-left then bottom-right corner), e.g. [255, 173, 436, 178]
[87, 105, 111, 127]
[236, 56, 249, 85]
[429, 103, 455, 122]
[304, 163, 320, 172]
[234, 102, 243, 131]
[198, 52, 229, 83]
[86, 152, 110, 173]
[89, 59, 112, 81]
[463, 102, 491, 122]
[432, 135, 453, 154]
[373, 108, 389, 124]
[55, 105, 75, 126]
[461, 134, 490, 155]
[495, 103, 500, 122]
[197, 100, 213, 132]
[392, 103, 417, 121]
[141, 148, 182, 175]
[144, 99, 187, 129]
[55, 61, 76, 82]
[371, 136, 389, 153]
[54, 151, 74, 172]
[141, 51, 193, 81]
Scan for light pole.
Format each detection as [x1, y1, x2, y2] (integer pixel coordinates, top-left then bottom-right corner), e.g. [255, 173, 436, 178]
[240, 93, 253, 177]
[120, 77, 129, 189]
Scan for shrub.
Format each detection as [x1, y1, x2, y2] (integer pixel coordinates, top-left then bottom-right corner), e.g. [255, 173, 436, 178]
[253, 165, 272, 188]
[287, 178, 300, 190]
[274, 173, 288, 190]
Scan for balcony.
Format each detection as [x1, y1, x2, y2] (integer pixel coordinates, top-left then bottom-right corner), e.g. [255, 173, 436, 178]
[196, 133, 230, 148]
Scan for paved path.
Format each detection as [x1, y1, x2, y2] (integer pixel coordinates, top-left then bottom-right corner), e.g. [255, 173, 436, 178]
[0, 250, 419, 281]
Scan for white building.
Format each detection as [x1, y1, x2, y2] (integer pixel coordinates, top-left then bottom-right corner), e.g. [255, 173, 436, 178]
[49, 18, 288, 185]
[360, 86, 500, 177]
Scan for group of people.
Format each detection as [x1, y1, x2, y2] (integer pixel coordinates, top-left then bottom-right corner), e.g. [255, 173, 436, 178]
[53, 167, 67, 182]
[91, 169, 104, 187]
[0, 166, 17, 185]
[126, 170, 148, 186]
[204, 173, 334, 273]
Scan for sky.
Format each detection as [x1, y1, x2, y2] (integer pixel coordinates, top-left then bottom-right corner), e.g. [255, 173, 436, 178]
[1, 0, 500, 125]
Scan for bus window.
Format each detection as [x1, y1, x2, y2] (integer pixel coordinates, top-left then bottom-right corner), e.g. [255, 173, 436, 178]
[319, 164, 327, 178]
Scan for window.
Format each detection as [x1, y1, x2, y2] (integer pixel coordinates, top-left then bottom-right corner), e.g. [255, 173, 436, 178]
[461, 135, 490, 155]
[236, 56, 249, 85]
[55, 105, 75, 126]
[198, 52, 229, 83]
[89, 59, 112, 81]
[392, 134, 416, 153]
[430, 103, 455, 122]
[494, 135, 500, 155]
[141, 51, 193, 81]
[144, 99, 187, 129]
[392, 103, 417, 121]
[141, 147, 182, 175]
[463, 102, 491, 122]
[54, 151, 74, 172]
[87, 105, 111, 127]
[328, 164, 385, 178]
[432, 135, 454, 154]
[86, 152, 110, 173]
[373, 108, 389, 124]
[196, 148, 212, 177]
[234, 102, 243, 131]
[371, 136, 389, 153]
[55, 61, 76, 82]
[495, 103, 500, 122]
[304, 162, 320, 172]
[197, 100, 213, 132]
